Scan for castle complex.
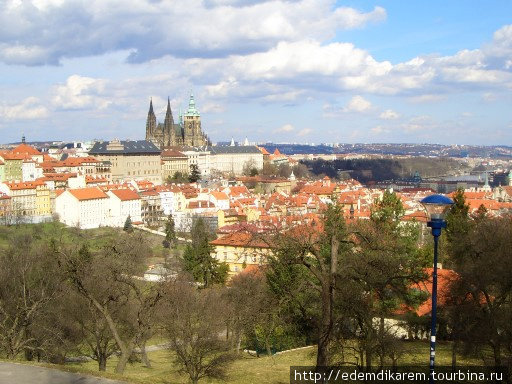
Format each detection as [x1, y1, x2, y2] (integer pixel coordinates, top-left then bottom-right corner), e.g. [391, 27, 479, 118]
[145, 94, 209, 148]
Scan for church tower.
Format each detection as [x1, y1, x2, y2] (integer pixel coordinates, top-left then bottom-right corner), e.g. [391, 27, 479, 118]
[145, 94, 207, 148]
[183, 93, 205, 146]
[163, 97, 176, 146]
[145, 98, 157, 144]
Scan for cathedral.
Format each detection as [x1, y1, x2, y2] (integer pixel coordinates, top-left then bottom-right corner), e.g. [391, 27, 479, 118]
[145, 94, 209, 148]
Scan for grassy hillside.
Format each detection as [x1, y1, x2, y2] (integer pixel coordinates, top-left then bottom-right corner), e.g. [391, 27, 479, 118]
[27, 341, 484, 384]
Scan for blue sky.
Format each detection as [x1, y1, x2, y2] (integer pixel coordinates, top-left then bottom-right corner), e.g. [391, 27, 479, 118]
[0, 0, 511, 145]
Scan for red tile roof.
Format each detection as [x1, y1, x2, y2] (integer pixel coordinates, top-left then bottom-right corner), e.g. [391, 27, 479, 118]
[12, 143, 42, 155]
[415, 268, 458, 317]
[258, 147, 270, 155]
[210, 231, 271, 248]
[4, 181, 45, 190]
[187, 200, 215, 209]
[110, 188, 140, 201]
[161, 149, 186, 157]
[402, 210, 428, 223]
[68, 187, 108, 201]
[85, 175, 108, 184]
[210, 191, 229, 200]
[1, 153, 25, 160]
[41, 172, 77, 181]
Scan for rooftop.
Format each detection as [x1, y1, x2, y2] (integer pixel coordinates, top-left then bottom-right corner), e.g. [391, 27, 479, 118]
[89, 140, 161, 155]
[68, 187, 108, 201]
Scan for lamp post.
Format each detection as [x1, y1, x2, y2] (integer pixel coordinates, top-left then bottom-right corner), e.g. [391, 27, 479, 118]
[420, 194, 454, 383]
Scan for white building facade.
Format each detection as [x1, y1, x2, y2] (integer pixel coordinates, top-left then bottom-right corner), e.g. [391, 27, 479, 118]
[107, 189, 142, 227]
[55, 187, 110, 229]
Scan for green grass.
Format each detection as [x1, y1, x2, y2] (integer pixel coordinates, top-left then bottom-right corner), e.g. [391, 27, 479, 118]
[21, 341, 484, 384]
[65, 348, 316, 384]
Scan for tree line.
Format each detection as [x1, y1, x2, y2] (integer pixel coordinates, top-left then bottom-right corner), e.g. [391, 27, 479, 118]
[302, 157, 465, 182]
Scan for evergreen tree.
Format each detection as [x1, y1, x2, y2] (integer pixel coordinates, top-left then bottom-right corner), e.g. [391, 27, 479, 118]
[370, 189, 405, 228]
[349, 194, 426, 368]
[123, 215, 133, 232]
[166, 171, 188, 184]
[445, 188, 471, 265]
[183, 218, 228, 287]
[163, 214, 176, 248]
[473, 203, 488, 221]
[188, 164, 201, 183]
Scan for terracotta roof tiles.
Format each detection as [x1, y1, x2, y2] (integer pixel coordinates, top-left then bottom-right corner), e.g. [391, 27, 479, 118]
[68, 187, 108, 201]
[109, 188, 140, 201]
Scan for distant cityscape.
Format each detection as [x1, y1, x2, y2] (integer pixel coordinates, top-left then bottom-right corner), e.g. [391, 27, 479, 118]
[0, 94, 510, 271]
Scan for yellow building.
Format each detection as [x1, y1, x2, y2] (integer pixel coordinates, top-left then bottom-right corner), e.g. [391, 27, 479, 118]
[161, 149, 189, 181]
[89, 140, 162, 185]
[210, 231, 273, 276]
[217, 209, 247, 228]
[35, 181, 51, 216]
[0, 160, 5, 182]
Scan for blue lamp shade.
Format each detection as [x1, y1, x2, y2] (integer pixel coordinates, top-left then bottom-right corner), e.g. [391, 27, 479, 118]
[420, 194, 454, 220]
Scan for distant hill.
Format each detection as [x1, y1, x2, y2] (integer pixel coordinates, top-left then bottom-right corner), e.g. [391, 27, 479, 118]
[260, 143, 512, 158]
[302, 157, 470, 183]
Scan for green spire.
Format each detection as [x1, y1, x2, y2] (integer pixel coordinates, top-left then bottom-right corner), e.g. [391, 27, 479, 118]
[186, 93, 200, 116]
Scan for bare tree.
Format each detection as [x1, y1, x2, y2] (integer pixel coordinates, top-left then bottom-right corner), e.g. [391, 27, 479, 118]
[226, 267, 281, 356]
[0, 229, 62, 359]
[161, 279, 236, 384]
[56, 231, 163, 374]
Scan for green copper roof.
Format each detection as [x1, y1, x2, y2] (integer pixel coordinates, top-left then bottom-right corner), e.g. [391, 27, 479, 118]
[185, 93, 200, 116]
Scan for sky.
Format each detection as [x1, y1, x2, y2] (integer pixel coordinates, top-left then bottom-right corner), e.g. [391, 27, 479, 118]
[0, 0, 511, 145]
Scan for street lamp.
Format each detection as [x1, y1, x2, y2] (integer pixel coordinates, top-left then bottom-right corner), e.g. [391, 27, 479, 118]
[420, 194, 454, 382]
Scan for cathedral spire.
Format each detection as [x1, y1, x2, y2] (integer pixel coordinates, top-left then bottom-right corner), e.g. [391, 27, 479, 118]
[145, 98, 157, 141]
[164, 97, 175, 146]
[165, 97, 173, 122]
[149, 97, 154, 114]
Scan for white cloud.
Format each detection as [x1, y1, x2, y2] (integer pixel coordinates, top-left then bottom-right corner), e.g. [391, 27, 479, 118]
[401, 115, 433, 133]
[407, 94, 446, 103]
[277, 123, 294, 132]
[333, 6, 386, 29]
[298, 128, 312, 136]
[379, 109, 400, 120]
[0, 0, 386, 65]
[52, 75, 110, 110]
[262, 90, 304, 102]
[343, 95, 372, 113]
[199, 24, 512, 101]
[201, 102, 225, 113]
[0, 97, 48, 120]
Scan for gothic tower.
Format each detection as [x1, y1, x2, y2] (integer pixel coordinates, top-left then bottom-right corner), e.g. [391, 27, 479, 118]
[145, 98, 157, 144]
[145, 94, 207, 148]
[163, 97, 176, 146]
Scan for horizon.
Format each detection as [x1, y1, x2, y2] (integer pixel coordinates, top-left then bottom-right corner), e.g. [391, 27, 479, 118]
[0, 1, 511, 145]
[5, 139, 512, 150]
